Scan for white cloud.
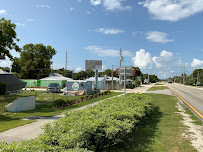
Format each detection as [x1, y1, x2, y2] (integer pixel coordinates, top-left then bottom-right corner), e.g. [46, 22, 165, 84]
[152, 50, 174, 68]
[90, 0, 131, 11]
[159, 71, 167, 78]
[96, 28, 124, 34]
[85, 46, 132, 57]
[36, 5, 51, 8]
[146, 31, 173, 43]
[27, 19, 35, 22]
[90, 0, 102, 6]
[139, 0, 203, 22]
[0, 10, 6, 14]
[86, 10, 91, 14]
[75, 67, 83, 72]
[191, 58, 203, 68]
[70, 7, 75, 11]
[132, 49, 153, 69]
[16, 23, 25, 26]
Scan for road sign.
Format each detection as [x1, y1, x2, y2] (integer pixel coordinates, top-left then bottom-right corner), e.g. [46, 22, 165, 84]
[85, 60, 102, 70]
[118, 66, 135, 76]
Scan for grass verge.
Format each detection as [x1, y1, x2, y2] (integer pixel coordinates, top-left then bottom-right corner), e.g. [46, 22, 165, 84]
[155, 83, 164, 85]
[103, 94, 196, 152]
[0, 92, 121, 132]
[182, 104, 202, 126]
[147, 86, 168, 91]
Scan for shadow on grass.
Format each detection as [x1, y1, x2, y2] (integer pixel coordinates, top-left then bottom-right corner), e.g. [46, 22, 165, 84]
[0, 114, 21, 121]
[101, 106, 163, 152]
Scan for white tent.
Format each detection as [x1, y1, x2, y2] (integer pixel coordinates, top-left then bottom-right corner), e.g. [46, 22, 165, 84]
[40, 73, 73, 81]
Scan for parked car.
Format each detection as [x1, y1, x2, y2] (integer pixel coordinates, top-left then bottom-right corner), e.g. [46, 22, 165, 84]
[168, 79, 172, 83]
[47, 83, 61, 93]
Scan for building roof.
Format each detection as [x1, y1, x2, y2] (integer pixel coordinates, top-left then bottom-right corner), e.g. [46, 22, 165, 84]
[105, 76, 120, 81]
[86, 77, 106, 82]
[67, 80, 87, 82]
[40, 73, 73, 81]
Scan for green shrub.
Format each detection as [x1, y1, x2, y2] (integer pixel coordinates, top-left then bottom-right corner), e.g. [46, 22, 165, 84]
[80, 96, 84, 102]
[0, 82, 6, 95]
[95, 94, 98, 98]
[41, 94, 152, 151]
[53, 99, 66, 107]
[0, 94, 152, 152]
[89, 95, 93, 99]
[0, 140, 93, 152]
[93, 94, 97, 98]
[84, 95, 89, 101]
[104, 91, 108, 95]
[65, 100, 70, 105]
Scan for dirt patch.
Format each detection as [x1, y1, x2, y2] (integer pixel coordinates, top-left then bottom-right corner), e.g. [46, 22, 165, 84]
[146, 89, 173, 96]
[176, 100, 203, 152]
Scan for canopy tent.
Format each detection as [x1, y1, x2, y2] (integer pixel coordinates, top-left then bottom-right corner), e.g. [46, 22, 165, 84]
[0, 71, 27, 92]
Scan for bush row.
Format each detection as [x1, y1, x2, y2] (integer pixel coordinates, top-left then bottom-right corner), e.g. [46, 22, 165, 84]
[80, 90, 111, 102]
[43, 93, 152, 151]
[0, 141, 93, 152]
[53, 91, 111, 107]
[0, 93, 152, 152]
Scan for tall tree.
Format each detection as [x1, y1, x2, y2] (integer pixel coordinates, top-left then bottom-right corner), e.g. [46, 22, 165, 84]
[0, 18, 20, 60]
[85, 69, 95, 78]
[18, 43, 56, 79]
[133, 67, 142, 77]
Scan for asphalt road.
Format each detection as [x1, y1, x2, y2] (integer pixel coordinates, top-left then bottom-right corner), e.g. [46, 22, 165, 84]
[167, 83, 203, 119]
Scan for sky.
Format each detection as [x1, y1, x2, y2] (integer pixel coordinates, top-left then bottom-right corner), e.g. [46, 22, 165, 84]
[0, 0, 203, 79]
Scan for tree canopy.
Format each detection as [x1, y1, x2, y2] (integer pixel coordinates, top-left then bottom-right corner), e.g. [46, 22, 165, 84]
[0, 18, 20, 60]
[12, 43, 56, 79]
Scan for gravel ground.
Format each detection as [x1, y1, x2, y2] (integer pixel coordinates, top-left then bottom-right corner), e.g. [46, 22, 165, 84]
[145, 89, 173, 96]
[145, 87, 203, 152]
[176, 100, 203, 152]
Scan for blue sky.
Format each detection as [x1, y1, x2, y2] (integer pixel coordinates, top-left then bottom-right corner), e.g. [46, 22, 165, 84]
[0, 0, 203, 78]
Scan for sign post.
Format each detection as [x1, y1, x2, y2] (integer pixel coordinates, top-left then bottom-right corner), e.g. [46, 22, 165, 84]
[85, 60, 102, 93]
[118, 66, 135, 97]
[124, 66, 126, 97]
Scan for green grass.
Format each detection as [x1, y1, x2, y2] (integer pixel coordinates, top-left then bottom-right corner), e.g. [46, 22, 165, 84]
[148, 86, 168, 91]
[103, 94, 196, 152]
[155, 83, 164, 85]
[183, 105, 202, 126]
[0, 92, 121, 132]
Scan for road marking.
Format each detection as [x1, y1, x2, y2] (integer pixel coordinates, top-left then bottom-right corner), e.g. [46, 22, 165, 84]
[168, 86, 203, 120]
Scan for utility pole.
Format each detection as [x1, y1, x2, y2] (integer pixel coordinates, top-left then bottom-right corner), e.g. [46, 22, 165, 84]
[176, 66, 177, 81]
[183, 63, 185, 84]
[119, 48, 123, 89]
[120, 48, 123, 67]
[197, 71, 200, 86]
[65, 51, 67, 71]
[112, 65, 113, 91]
[124, 66, 126, 97]
[148, 73, 149, 83]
